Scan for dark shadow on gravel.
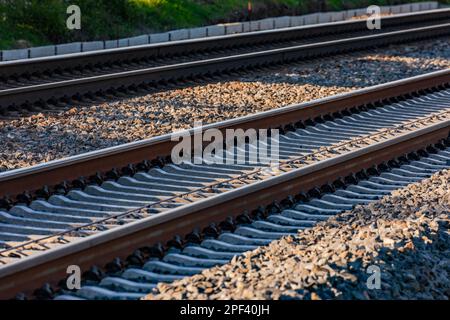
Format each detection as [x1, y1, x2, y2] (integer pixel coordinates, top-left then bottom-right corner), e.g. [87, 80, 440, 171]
[0, 125, 132, 172]
[292, 216, 450, 300]
[236, 57, 449, 89]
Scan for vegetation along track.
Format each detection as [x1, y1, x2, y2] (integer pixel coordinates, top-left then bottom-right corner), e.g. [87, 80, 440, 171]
[1, 9, 450, 115]
[0, 69, 449, 299]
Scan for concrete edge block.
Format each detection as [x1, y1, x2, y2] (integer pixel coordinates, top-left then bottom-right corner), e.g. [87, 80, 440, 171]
[82, 41, 104, 52]
[399, 4, 412, 13]
[206, 25, 225, 37]
[259, 18, 274, 30]
[1, 48, 29, 61]
[353, 8, 367, 17]
[118, 38, 130, 47]
[380, 6, 391, 14]
[420, 2, 431, 10]
[104, 40, 118, 49]
[411, 3, 421, 12]
[318, 12, 333, 23]
[150, 32, 170, 43]
[249, 21, 260, 32]
[225, 23, 243, 35]
[429, 1, 439, 9]
[345, 9, 357, 18]
[290, 16, 304, 27]
[189, 27, 207, 39]
[169, 29, 189, 41]
[129, 35, 149, 46]
[56, 42, 81, 55]
[331, 11, 345, 22]
[241, 22, 251, 33]
[274, 16, 291, 28]
[418, 2, 429, 10]
[303, 13, 319, 25]
[29, 45, 56, 58]
[391, 5, 402, 14]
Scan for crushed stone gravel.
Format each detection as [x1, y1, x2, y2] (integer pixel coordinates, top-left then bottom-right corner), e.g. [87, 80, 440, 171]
[144, 169, 450, 300]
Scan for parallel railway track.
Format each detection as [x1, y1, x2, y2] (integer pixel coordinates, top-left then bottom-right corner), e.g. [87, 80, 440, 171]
[0, 69, 449, 299]
[0, 9, 450, 115]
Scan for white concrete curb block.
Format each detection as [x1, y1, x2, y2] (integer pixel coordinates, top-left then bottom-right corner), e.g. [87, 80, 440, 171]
[82, 41, 104, 52]
[242, 22, 251, 33]
[2, 48, 29, 61]
[259, 18, 275, 31]
[249, 21, 260, 32]
[29, 45, 55, 58]
[169, 29, 189, 41]
[104, 40, 118, 49]
[225, 23, 243, 35]
[303, 13, 319, 25]
[206, 25, 225, 37]
[129, 35, 149, 46]
[331, 12, 345, 22]
[56, 42, 81, 55]
[118, 38, 129, 47]
[318, 12, 333, 23]
[189, 27, 207, 39]
[274, 16, 291, 29]
[290, 16, 305, 27]
[150, 33, 170, 43]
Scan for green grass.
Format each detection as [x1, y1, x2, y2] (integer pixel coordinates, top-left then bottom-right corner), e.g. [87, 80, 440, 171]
[0, 0, 447, 50]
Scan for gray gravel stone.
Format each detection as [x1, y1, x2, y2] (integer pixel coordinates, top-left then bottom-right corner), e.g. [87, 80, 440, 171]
[144, 169, 450, 300]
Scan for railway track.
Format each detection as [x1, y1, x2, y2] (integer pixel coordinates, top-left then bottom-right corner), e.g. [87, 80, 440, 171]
[55, 140, 450, 300]
[0, 9, 450, 115]
[0, 69, 449, 299]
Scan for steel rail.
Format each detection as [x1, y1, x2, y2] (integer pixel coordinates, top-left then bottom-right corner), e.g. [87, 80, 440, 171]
[0, 118, 448, 299]
[0, 68, 449, 200]
[1, 8, 449, 78]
